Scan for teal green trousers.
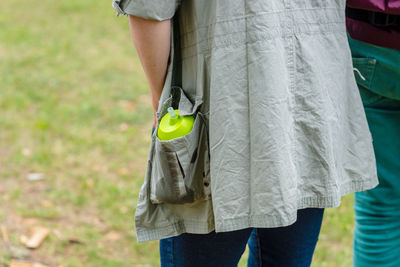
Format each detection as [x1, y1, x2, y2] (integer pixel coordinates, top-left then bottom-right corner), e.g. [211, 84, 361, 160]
[348, 36, 400, 267]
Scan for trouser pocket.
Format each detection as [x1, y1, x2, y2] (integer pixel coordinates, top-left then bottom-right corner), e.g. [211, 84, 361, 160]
[150, 88, 210, 204]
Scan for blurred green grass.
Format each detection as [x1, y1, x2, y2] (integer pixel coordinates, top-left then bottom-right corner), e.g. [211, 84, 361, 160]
[0, 1, 354, 266]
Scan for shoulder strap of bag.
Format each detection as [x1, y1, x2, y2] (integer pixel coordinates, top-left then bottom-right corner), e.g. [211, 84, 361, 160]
[171, 10, 182, 88]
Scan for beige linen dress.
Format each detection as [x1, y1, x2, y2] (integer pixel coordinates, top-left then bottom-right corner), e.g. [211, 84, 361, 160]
[113, 0, 378, 242]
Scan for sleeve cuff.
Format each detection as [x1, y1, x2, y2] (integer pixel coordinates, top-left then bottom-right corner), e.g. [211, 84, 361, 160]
[112, 0, 180, 21]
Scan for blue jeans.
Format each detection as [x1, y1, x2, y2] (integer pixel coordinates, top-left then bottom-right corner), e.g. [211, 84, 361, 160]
[348, 36, 400, 267]
[159, 208, 324, 267]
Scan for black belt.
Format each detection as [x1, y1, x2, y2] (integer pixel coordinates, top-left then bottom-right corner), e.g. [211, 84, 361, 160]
[346, 6, 400, 27]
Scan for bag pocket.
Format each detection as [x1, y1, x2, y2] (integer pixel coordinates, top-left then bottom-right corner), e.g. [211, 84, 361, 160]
[150, 88, 210, 204]
[352, 57, 376, 90]
[352, 57, 384, 107]
[112, 0, 126, 16]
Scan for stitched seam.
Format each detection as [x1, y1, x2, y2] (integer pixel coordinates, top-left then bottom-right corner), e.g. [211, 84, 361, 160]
[179, 7, 344, 36]
[179, 25, 344, 60]
[245, 0, 252, 221]
[181, 21, 344, 50]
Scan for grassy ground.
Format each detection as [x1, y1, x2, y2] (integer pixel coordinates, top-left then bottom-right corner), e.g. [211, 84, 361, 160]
[1, 1, 354, 266]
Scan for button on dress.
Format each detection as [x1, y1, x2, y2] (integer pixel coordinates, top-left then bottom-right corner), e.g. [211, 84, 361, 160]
[113, 0, 379, 242]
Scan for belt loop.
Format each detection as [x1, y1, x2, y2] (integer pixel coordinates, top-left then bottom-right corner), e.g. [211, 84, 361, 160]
[368, 12, 397, 27]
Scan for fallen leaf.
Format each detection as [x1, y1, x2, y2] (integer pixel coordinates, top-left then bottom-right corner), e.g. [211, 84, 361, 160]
[10, 260, 47, 267]
[68, 237, 84, 244]
[22, 148, 31, 157]
[24, 227, 50, 249]
[26, 173, 44, 181]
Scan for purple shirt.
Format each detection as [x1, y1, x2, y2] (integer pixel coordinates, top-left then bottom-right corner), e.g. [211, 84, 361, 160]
[347, 0, 400, 14]
[346, 0, 400, 50]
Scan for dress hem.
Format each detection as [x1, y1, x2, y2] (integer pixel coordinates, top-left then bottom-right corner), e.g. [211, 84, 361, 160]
[135, 178, 378, 242]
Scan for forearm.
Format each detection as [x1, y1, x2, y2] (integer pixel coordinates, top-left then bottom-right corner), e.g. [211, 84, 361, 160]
[128, 15, 171, 115]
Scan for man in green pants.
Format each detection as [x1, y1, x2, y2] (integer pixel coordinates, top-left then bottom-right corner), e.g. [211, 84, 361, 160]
[346, 1, 400, 266]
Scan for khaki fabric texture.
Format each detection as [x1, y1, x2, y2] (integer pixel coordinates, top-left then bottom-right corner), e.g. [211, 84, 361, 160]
[113, 0, 379, 242]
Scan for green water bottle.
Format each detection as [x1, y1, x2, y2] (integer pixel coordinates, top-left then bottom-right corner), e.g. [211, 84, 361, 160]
[157, 107, 195, 141]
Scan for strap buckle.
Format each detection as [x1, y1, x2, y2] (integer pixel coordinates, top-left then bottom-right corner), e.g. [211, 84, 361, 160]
[368, 12, 398, 27]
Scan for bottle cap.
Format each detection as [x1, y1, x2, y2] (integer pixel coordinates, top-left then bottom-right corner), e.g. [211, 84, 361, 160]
[157, 108, 195, 140]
